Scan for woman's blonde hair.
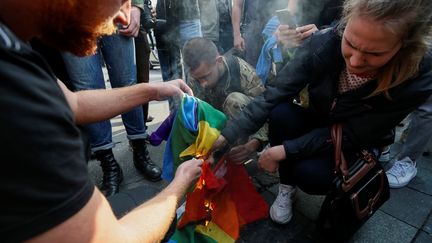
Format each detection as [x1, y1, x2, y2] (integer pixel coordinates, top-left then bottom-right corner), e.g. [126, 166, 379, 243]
[338, 0, 432, 98]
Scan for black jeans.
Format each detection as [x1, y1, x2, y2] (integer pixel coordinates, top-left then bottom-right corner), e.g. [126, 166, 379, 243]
[268, 101, 335, 195]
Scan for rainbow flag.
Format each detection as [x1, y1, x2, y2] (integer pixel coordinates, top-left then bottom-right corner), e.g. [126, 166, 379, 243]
[161, 95, 226, 181]
[161, 95, 269, 242]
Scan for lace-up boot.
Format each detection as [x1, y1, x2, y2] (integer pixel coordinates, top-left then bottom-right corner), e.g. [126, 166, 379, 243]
[95, 149, 123, 197]
[130, 139, 162, 181]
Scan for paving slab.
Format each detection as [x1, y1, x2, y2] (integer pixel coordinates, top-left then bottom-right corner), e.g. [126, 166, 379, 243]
[239, 212, 313, 243]
[409, 155, 432, 196]
[422, 212, 432, 234]
[413, 230, 432, 243]
[380, 187, 432, 228]
[350, 210, 417, 243]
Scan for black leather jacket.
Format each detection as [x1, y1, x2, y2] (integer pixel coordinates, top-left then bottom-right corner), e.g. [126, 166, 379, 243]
[222, 26, 432, 160]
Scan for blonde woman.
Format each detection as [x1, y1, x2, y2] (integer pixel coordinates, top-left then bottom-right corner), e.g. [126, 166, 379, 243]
[212, 0, 432, 225]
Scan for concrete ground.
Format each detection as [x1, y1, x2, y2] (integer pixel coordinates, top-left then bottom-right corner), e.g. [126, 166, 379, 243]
[88, 68, 432, 242]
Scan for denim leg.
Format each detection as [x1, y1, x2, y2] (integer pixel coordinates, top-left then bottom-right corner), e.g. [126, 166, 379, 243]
[399, 95, 432, 161]
[178, 19, 203, 47]
[62, 51, 114, 151]
[99, 35, 147, 140]
[158, 46, 183, 111]
[243, 21, 264, 67]
[158, 48, 183, 81]
[158, 49, 172, 81]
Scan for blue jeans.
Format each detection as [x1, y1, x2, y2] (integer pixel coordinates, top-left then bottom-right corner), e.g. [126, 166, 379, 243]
[158, 47, 183, 112]
[157, 19, 202, 111]
[158, 47, 183, 82]
[63, 34, 147, 152]
[179, 19, 202, 47]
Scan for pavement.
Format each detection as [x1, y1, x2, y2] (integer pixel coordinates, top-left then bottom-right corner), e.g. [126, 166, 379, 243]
[88, 68, 432, 243]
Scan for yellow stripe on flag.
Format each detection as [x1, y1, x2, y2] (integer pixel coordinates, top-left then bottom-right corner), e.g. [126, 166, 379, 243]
[180, 121, 221, 158]
[195, 221, 235, 243]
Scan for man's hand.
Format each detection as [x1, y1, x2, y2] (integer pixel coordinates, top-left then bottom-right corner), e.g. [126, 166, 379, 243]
[149, 79, 194, 101]
[118, 6, 141, 37]
[258, 145, 286, 173]
[227, 138, 261, 164]
[173, 158, 203, 185]
[234, 34, 245, 51]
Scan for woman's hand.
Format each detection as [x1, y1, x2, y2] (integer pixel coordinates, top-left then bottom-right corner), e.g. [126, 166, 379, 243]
[258, 145, 286, 173]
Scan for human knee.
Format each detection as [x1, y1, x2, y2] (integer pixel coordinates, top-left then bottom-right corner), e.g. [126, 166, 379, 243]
[223, 92, 252, 118]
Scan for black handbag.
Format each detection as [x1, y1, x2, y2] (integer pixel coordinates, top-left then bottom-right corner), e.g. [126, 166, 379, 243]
[317, 124, 390, 242]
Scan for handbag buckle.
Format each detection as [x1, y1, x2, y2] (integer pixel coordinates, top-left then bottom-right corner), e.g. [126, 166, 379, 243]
[342, 175, 349, 184]
[362, 150, 374, 163]
[367, 199, 374, 216]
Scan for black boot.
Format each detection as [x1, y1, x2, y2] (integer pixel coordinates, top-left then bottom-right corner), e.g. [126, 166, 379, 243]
[130, 139, 162, 181]
[95, 149, 123, 197]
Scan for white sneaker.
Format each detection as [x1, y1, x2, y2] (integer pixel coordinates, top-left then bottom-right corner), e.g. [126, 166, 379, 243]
[270, 184, 296, 224]
[386, 157, 417, 188]
[379, 147, 391, 162]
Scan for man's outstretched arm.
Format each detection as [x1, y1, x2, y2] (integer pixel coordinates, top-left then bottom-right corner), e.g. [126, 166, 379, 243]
[58, 79, 193, 124]
[28, 158, 203, 243]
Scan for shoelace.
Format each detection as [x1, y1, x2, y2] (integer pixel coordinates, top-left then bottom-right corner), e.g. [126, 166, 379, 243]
[387, 161, 413, 177]
[276, 190, 292, 208]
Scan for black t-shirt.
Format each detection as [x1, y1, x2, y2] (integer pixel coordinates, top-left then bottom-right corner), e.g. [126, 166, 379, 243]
[0, 22, 94, 242]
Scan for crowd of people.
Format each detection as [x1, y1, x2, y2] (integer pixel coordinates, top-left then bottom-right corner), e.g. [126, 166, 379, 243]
[1, 0, 432, 242]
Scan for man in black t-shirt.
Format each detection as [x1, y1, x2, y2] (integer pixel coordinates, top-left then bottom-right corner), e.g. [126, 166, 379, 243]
[0, 1, 203, 242]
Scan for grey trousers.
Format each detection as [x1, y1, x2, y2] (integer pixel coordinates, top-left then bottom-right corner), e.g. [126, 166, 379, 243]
[399, 95, 432, 161]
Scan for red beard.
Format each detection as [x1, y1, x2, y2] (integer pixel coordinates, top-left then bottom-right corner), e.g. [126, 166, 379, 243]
[38, 1, 117, 56]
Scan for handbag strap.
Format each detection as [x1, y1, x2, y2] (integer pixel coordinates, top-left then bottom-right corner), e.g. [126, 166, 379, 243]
[331, 124, 349, 177]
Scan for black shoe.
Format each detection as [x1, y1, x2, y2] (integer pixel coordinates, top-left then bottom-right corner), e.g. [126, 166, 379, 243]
[130, 139, 162, 181]
[95, 149, 123, 197]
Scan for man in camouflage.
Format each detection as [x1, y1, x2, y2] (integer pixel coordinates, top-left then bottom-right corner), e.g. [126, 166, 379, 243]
[183, 37, 267, 163]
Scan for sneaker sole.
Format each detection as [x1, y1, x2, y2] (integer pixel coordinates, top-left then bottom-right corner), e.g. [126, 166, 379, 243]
[269, 206, 292, 224]
[388, 170, 417, 189]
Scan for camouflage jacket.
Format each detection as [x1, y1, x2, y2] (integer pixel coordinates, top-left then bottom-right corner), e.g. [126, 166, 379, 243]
[193, 56, 268, 143]
[194, 56, 264, 110]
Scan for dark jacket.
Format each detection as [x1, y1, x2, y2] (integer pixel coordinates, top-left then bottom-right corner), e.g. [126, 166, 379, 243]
[221, 26, 432, 160]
